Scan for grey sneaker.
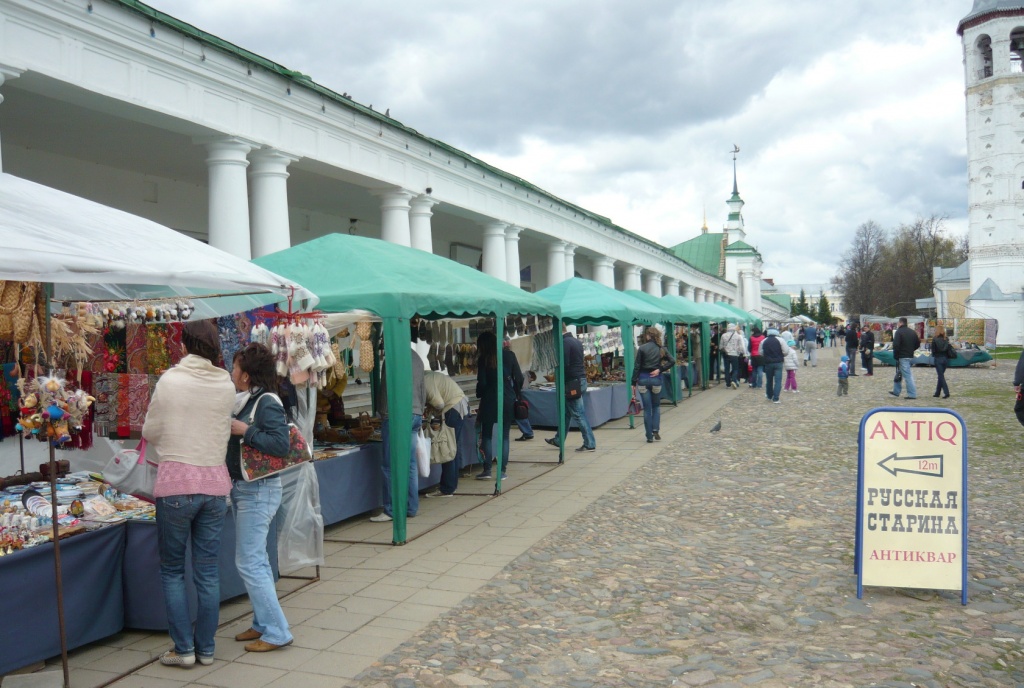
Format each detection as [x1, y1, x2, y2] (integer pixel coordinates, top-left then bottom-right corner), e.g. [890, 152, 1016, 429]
[197, 654, 214, 666]
[369, 513, 393, 522]
[160, 650, 196, 667]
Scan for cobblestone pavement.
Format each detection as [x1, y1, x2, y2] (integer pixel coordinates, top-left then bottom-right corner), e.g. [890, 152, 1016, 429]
[350, 346, 1024, 688]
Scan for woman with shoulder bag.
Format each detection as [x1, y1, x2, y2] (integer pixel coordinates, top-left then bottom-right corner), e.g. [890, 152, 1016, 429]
[633, 327, 673, 443]
[931, 325, 952, 399]
[227, 343, 293, 653]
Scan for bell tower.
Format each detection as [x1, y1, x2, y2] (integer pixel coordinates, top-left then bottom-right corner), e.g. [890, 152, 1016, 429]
[958, 1, 1024, 344]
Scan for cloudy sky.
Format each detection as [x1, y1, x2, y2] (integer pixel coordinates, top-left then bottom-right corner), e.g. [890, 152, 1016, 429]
[155, 0, 972, 284]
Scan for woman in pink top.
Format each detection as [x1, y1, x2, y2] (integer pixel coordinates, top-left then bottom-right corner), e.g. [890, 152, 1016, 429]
[142, 320, 236, 668]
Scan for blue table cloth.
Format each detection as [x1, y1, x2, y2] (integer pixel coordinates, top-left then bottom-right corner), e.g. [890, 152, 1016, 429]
[520, 384, 630, 429]
[0, 523, 126, 675]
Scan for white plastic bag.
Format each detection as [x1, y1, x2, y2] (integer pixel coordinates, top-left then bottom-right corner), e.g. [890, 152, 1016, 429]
[276, 462, 324, 574]
[415, 429, 431, 478]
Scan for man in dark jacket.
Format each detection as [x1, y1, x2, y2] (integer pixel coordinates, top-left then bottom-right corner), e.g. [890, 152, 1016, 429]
[889, 317, 920, 400]
[1014, 348, 1024, 427]
[546, 326, 595, 452]
[760, 328, 791, 404]
[844, 324, 860, 376]
[859, 325, 875, 377]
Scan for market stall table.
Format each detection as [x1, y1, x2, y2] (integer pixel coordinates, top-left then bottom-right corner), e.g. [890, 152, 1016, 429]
[872, 349, 993, 368]
[0, 523, 126, 675]
[521, 383, 628, 429]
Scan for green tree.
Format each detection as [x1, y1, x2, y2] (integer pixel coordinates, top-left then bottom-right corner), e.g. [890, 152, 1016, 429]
[795, 289, 810, 317]
[815, 292, 834, 325]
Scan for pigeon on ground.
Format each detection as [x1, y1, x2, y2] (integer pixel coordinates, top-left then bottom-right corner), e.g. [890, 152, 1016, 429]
[710, 421, 722, 433]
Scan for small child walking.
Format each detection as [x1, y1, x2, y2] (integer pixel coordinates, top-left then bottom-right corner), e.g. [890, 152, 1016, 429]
[784, 345, 799, 392]
[837, 355, 850, 396]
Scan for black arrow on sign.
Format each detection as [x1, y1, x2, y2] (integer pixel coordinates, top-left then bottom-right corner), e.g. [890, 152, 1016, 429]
[877, 453, 944, 478]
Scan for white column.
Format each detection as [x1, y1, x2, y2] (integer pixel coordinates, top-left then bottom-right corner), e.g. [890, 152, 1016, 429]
[623, 265, 643, 292]
[645, 272, 663, 297]
[665, 279, 681, 297]
[547, 240, 566, 286]
[0, 67, 23, 173]
[248, 148, 298, 258]
[592, 256, 616, 288]
[505, 226, 522, 287]
[204, 137, 254, 259]
[681, 284, 694, 300]
[694, 288, 706, 303]
[409, 194, 438, 253]
[741, 271, 754, 311]
[375, 188, 414, 246]
[481, 221, 508, 280]
[728, 298, 736, 305]
[563, 243, 577, 280]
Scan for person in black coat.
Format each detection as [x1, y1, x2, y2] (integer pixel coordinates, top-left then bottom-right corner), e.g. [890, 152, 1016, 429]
[844, 324, 860, 376]
[859, 324, 875, 377]
[475, 331, 523, 480]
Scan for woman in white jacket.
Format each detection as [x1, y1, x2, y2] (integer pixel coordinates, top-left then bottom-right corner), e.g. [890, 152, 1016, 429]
[783, 345, 800, 393]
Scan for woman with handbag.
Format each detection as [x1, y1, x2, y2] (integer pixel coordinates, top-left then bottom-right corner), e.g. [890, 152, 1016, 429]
[633, 326, 673, 443]
[226, 343, 294, 653]
[475, 331, 523, 480]
[931, 324, 953, 399]
[142, 320, 236, 667]
[423, 370, 469, 496]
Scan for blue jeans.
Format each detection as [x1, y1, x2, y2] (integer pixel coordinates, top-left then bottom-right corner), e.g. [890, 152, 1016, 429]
[481, 413, 509, 473]
[439, 409, 463, 494]
[637, 373, 661, 440]
[724, 355, 740, 386]
[231, 477, 292, 646]
[381, 415, 422, 517]
[514, 416, 534, 438]
[156, 494, 227, 658]
[892, 358, 917, 398]
[751, 364, 764, 388]
[563, 377, 596, 449]
[764, 362, 783, 402]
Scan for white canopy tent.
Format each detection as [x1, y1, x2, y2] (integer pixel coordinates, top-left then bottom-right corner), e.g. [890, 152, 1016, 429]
[0, 172, 317, 473]
[0, 172, 320, 686]
[0, 173, 317, 317]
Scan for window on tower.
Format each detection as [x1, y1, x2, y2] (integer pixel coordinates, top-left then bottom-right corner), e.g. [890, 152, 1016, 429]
[977, 34, 993, 79]
[1012, 29, 1024, 73]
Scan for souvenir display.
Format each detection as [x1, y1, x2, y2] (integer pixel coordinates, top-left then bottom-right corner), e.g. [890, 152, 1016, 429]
[14, 373, 94, 446]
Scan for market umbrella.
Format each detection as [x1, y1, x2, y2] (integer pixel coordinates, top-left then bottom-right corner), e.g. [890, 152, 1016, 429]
[536, 278, 675, 426]
[0, 172, 314, 687]
[253, 233, 562, 544]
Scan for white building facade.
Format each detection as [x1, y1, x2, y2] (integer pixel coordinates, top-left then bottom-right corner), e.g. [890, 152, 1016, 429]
[0, 0, 788, 320]
[958, 0, 1024, 345]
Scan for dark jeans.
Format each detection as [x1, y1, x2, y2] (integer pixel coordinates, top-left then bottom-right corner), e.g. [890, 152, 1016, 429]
[861, 350, 874, 375]
[724, 355, 740, 386]
[439, 408, 464, 494]
[764, 362, 783, 401]
[934, 355, 949, 397]
[481, 415, 511, 474]
[846, 346, 858, 374]
[156, 494, 227, 658]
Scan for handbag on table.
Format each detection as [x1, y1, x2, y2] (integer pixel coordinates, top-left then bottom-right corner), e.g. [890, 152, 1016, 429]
[241, 393, 312, 482]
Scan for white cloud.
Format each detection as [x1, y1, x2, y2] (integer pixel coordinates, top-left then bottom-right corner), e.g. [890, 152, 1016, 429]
[152, 0, 974, 282]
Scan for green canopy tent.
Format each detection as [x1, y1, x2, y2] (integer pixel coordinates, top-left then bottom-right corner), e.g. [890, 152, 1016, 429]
[624, 290, 695, 403]
[254, 233, 561, 544]
[661, 296, 744, 390]
[536, 278, 677, 434]
[717, 302, 760, 329]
